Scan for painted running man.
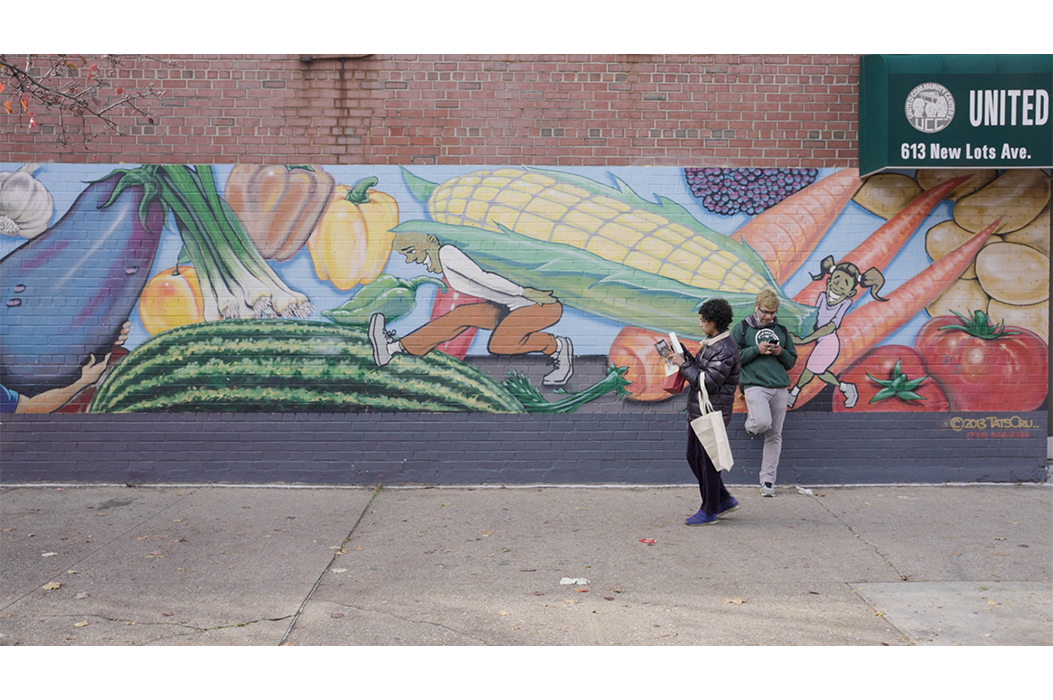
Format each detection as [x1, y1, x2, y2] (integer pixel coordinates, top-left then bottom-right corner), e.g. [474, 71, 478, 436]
[788, 256, 887, 408]
[368, 231, 574, 386]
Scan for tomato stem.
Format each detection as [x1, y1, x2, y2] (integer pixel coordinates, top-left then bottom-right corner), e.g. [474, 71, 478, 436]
[864, 359, 929, 403]
[939, 309, 1020, 340]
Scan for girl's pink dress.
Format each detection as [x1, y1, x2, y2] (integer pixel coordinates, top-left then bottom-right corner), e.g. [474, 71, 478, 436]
[804, 293, 853, 374]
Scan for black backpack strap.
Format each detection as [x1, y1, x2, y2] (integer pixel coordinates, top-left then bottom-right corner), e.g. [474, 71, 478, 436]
[737, 319, 750, 342]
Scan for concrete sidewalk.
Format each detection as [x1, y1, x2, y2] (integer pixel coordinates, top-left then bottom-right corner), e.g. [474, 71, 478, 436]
[1, 483, 1049, 646]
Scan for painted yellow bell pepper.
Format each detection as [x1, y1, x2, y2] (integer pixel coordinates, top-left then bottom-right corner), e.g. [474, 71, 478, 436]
[307, 177, 399, 290]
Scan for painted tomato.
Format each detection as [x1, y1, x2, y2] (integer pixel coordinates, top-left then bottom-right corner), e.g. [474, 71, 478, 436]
[913, 310, 1048, 411]
[608, 326, 700, 402]
[138, 266, 205, 335]
[834, 345, 949, 412]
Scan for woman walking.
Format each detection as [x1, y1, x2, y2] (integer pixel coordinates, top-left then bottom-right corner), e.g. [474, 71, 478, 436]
[669, 298, 742, 526]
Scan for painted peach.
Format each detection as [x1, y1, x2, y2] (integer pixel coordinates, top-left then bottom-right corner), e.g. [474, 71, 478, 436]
[139, 266, 205, 335]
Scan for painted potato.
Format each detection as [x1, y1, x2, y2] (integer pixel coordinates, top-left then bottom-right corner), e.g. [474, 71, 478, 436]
[925, 276, 990, 319]
[975, 241, 1049, 306]
[953, 169, 1051, 234]
[924, 219, 999, 280]
[1003, 202, 1050, 256]
[988, 299, 1048, 340]
[916, 169, 996, 201]
[852, 173, 922, 219]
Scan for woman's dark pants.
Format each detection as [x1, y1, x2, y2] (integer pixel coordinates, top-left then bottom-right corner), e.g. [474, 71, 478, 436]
[686, 424, 731, 515]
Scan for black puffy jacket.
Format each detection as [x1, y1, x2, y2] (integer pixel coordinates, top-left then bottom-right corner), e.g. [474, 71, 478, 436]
[677, 333, 741, 422]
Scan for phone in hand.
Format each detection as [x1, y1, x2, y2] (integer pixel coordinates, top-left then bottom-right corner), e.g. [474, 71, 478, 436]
[655, 339, 672, 358]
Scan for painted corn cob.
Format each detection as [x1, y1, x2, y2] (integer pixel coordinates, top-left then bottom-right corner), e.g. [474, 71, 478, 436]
[402, 167, 778, 295]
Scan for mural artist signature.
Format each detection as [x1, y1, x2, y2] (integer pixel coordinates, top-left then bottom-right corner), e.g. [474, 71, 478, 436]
[948, 415, 1040, 433]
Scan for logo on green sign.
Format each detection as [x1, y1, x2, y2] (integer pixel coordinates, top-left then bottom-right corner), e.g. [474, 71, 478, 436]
[906, 82, 956, 133]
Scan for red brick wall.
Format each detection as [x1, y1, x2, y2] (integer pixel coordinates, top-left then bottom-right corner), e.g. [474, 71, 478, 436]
[2, 54, 861, 166]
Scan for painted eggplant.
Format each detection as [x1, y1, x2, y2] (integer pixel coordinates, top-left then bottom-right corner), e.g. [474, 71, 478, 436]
[1, 169, 164, 396]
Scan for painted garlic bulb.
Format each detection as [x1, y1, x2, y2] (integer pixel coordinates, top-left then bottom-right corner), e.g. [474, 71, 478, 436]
[0, 164, 55, 238]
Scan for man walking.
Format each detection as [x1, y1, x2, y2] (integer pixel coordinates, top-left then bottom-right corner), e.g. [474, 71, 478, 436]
[732, 289, 797, 497]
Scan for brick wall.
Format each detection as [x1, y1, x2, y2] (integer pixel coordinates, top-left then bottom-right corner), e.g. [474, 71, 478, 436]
[1, 54, 860, 166]
[3, 54, 1048, 486]
[4, 413, 1046, 485]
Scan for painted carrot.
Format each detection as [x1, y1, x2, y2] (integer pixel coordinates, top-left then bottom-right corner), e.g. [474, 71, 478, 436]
[788, 218, 1000, 409]
[731, 168, 862, 284]
[792, 174, 972, 305]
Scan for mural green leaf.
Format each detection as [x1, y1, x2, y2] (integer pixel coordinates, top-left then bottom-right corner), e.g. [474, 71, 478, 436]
[503, 364, 632, 414]
[400, 166, 439, 204]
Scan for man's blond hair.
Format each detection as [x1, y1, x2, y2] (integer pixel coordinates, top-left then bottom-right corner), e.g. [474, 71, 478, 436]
[755, 288, 780, 310]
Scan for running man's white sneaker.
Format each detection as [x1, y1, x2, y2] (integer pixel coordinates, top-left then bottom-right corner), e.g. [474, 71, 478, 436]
[369, 313, 394, 367]
[543, 336, 574, 386]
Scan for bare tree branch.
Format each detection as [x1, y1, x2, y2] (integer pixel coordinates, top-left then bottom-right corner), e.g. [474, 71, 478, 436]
[0, 54, 176, 150]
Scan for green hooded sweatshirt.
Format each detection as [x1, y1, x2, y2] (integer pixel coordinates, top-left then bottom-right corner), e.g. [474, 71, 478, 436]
[732, 314, 798, 389]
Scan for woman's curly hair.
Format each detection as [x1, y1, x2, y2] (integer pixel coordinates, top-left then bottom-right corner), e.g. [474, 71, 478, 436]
[698, 298, 734, 332]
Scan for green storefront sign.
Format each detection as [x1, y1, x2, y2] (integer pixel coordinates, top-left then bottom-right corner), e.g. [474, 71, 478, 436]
[859, 55, 1053, 175]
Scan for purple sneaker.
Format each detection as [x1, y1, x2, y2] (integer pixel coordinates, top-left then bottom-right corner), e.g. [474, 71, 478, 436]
[717, 497, 740, 517]
[685, 508, 718, 526]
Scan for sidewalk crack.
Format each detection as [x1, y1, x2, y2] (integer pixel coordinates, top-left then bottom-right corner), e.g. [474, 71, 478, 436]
[277, 484, 383, 646]
[811, 497, 911, 581]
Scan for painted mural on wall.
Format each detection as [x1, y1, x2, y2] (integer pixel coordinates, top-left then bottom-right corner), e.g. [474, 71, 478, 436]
[1, 164, 1049, 416]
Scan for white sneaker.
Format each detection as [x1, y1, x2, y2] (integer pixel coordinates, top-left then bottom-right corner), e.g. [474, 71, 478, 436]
[543, 336, 573, 386]
[369, 313, 393, 367]
[760, 482, 776, 497]
[840, 382, 858, 409]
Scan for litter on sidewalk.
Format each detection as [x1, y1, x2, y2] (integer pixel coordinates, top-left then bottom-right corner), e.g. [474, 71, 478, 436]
[560, 577, 589, 585]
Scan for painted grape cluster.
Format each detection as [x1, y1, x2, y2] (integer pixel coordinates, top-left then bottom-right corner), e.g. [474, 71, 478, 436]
[685, 167, 819, 215]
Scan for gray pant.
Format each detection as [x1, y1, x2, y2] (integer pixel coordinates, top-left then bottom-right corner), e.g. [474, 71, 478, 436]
[743, 386, 788, 486]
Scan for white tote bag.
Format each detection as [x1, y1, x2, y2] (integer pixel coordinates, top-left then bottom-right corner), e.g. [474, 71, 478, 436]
[690, 377, 734, 472]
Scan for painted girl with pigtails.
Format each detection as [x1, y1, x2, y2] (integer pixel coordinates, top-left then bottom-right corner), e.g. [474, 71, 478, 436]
[788, 256, 887, 409]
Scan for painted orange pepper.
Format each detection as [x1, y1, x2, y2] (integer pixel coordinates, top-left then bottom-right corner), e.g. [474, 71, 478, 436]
[225, 165, 335, 261]
[307, 177, 399, 290]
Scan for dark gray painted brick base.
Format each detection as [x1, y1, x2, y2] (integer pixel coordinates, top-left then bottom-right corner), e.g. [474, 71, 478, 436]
[2, 411, 1047, 485]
